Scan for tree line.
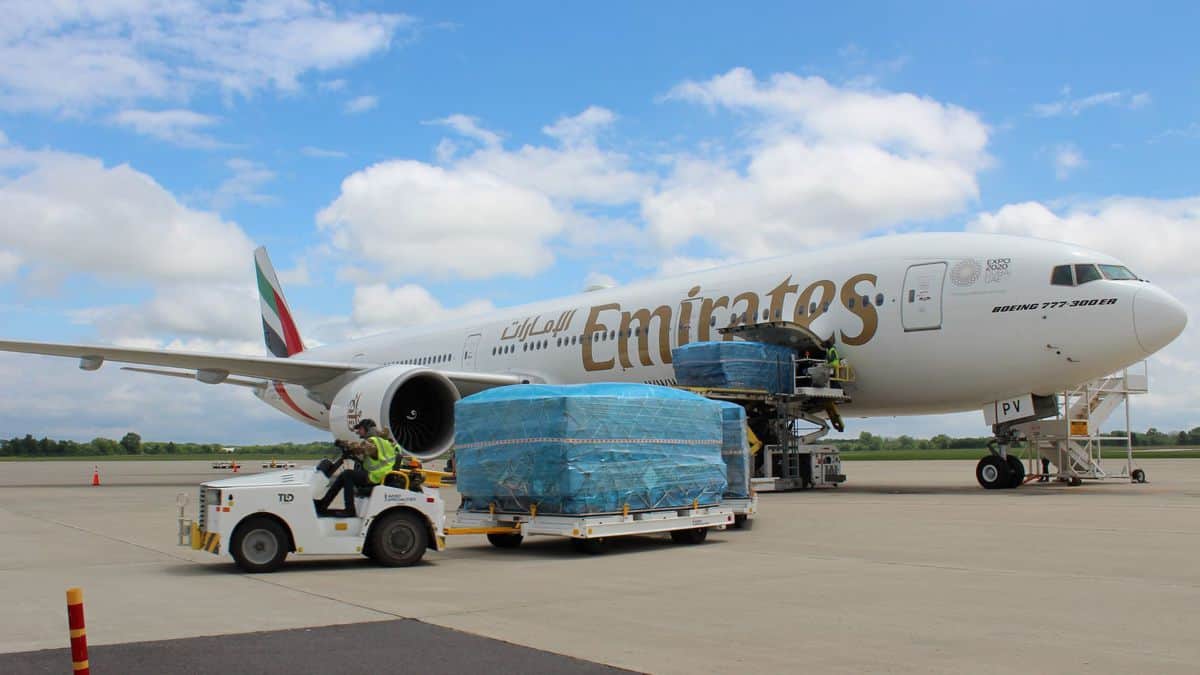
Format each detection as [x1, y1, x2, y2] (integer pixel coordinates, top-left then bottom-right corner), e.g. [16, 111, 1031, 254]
[4, 426, 1200, 458]
[832, 427, 1200, 453]
[0, 432, 332, 457]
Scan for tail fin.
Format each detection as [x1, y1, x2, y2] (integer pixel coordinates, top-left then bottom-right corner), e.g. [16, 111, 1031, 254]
[254, 247, 305, 358]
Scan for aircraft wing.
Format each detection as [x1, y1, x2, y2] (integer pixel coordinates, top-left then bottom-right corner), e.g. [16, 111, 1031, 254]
[0, 339, 524, 391]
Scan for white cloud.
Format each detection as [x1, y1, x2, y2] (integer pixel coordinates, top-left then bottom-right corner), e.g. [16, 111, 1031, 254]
[301, 146, 347, 158]
[317, 160, 567, 280]
[1032, 89, 1152, 118]
[1053, 144, 1085, 180]
[543, 106, 616, 146]
[0, 249, 20, 282]
[111, 109, 223, 149]
[319, 107, 651, 281]
[351, 283, 495, 335]
[428, 114, 502, 147]
[0, 143, 255, 287]
[319, 79, 348, 92]
[646, 68, 990, 258]
[968, 197, 1200, 283]
[0, 2, 411, 113]
[211, 158, 276, 209]
[656, 255, 743, 278]
[582, 272, 617, 291]
[344, 95, 378, 114]
[72, 283, 261, 344]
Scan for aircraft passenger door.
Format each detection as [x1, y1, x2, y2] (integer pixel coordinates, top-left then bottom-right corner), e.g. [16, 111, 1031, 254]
[462, 333, 482, 370]
[901, 262, 947, 332]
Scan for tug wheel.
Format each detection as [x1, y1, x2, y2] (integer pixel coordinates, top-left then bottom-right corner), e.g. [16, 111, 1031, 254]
[230, 516, 289, 573]
[1131, 469, 1147, 483]
[370, 511, 428, 566]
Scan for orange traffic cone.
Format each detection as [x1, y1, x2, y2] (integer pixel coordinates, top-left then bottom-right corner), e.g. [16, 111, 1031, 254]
[91, 465, 101, 486]
[231, 460, 239, 473]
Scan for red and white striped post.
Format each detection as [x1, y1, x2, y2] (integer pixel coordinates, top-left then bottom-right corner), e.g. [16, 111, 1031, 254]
[66, 587, 90, 674]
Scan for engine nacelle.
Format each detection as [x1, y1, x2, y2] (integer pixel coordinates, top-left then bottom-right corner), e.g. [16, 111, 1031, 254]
[329, 365, 460, 459]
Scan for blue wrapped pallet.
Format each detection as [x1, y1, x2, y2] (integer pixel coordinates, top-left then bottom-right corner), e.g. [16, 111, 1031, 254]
[672, 341, 796, 394]
[454, 383, 728, 515]
[717, 401, 752, 499]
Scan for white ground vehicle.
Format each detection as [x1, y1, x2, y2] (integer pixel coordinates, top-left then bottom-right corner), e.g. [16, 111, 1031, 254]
[181, 463, 735, 572]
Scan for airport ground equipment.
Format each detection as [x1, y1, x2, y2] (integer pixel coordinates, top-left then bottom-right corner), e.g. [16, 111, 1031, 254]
[675, 322, 852, 492]
[1012, 362, 1149, 485]
[179, 463, 732, 572]
[978, 362, 1150, 489]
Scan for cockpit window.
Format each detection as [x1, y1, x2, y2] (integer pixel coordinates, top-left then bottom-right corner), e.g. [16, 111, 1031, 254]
[1051, 265, 1074, 286]
[1099, 264, 1138, 280]
[1074, 264, 1102, 284]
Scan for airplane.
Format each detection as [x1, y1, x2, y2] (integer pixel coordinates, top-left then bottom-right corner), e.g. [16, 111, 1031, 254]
[0, 232, 1187, 487]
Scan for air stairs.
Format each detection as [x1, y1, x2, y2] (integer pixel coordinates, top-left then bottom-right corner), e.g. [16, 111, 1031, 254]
[1012, 363, 1149, 484]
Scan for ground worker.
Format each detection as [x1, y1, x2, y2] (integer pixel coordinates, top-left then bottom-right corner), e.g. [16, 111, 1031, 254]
[313, 418, 399, 517]
[824, 337, 841, 368]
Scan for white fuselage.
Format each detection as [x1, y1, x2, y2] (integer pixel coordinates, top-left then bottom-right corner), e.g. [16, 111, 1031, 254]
[259, 233, 1187, 427]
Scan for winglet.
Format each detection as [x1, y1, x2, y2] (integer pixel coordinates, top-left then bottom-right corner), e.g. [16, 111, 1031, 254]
[254, 247, 305, 357]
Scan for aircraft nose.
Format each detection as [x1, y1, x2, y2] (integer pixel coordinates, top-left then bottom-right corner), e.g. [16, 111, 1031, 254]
[1133, 285, 1188, 354]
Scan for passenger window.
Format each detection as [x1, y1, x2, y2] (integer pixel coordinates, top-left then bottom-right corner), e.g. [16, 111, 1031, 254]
[1074, 264, 1102, 284]
[907, 290, 915, 303]
[848, 298, 856, 309]
[875, 293, 884, 306]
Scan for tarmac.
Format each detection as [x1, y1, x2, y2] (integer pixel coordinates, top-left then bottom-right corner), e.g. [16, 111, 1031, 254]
[2, 458, 1199, 674]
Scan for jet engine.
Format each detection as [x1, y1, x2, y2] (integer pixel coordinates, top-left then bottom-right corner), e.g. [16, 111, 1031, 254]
[329, 365, 460, 459]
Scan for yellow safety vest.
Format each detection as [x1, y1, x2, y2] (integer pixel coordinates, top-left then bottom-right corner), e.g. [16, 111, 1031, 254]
[364, 437, 398, 484]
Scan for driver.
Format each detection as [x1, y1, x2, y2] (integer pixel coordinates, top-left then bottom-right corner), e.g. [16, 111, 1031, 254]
[313, 419, 397, 517]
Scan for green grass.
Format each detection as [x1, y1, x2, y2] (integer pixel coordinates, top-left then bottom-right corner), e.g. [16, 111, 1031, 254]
[838, 448, 1200, 461]
[0, 451, 330, 462]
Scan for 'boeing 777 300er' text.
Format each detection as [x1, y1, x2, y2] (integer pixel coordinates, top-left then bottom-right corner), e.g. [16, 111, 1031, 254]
[0, 232, 1187, 485]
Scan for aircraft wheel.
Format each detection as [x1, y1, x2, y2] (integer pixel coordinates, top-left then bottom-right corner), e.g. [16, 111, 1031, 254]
[487, 532, 524, 548]
[1132, 469, 1147, 483]
[1005, 456, 1025, 488]
[370, 511, 428, 567]
[975, 456, 1011, 490]
[230, 516, 289, 573]
[669, 527, 709, 545]
[570, 537, 607, 555]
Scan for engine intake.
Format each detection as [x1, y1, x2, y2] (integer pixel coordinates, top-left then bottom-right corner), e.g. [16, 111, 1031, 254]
[329, 365, 460, 459]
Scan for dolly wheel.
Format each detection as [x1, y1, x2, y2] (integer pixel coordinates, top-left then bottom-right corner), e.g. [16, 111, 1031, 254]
[731, 514, 753, 530]
[1131, 469, 1147, 484]
[487, 532, 524, 548]
[570, 537, 607, 555]
[669, 527, 709, 545]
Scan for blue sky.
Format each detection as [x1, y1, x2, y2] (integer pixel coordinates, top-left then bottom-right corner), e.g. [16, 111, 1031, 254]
[1, 1, 1197, 444]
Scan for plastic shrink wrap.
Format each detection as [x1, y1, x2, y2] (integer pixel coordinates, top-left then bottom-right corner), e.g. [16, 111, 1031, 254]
[672, 341, 795, 394]
[717, 401, 752, 499]
[455, 383, 727, 515]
